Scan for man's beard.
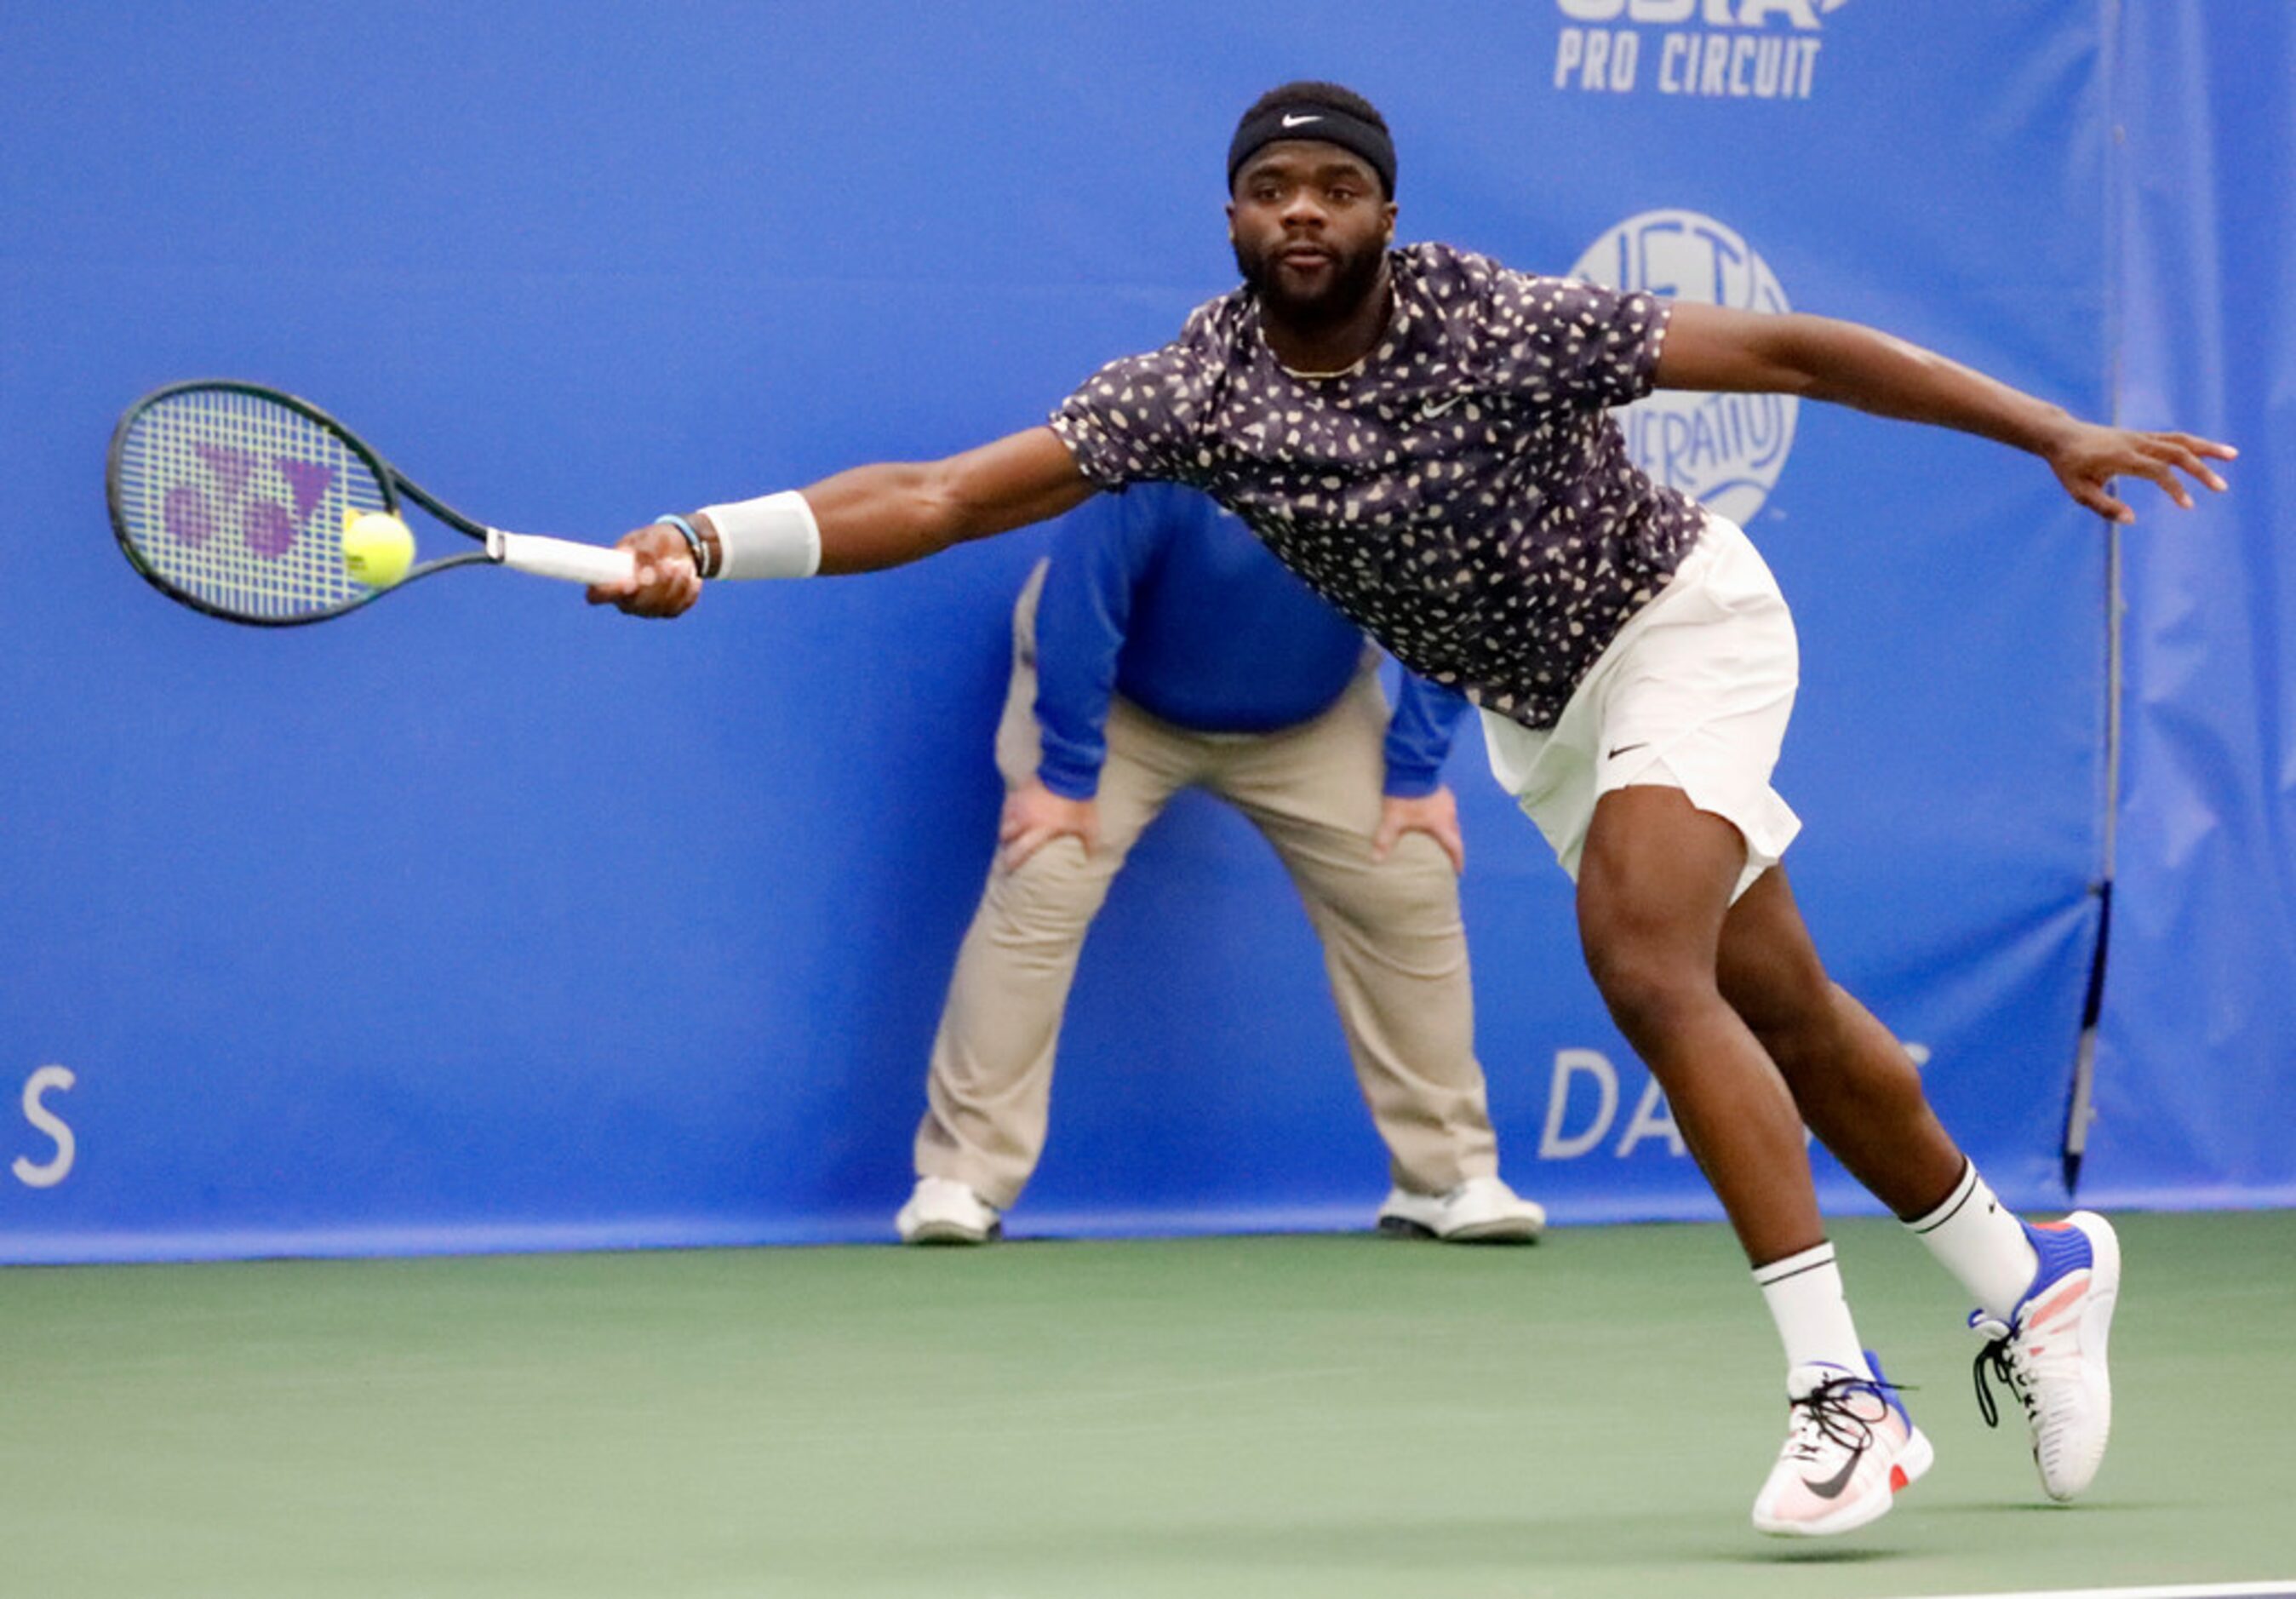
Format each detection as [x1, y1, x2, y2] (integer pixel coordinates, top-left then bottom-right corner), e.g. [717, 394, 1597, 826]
[1234, 236, 1388, 331]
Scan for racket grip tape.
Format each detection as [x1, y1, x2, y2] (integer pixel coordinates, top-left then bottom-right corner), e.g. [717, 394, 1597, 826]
[486, 530, 638, 587]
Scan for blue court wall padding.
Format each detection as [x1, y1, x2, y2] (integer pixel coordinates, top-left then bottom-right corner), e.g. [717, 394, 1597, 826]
[0, 1, 2281, 1263]
[2085, 3, 2296, 1209]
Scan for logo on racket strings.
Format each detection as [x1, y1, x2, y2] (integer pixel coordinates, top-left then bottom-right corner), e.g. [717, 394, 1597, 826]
[163, 445, 336, 559]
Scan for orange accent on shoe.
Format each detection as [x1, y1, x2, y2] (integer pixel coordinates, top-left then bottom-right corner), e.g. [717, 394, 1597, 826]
[2028, 1277, 2089, 1327]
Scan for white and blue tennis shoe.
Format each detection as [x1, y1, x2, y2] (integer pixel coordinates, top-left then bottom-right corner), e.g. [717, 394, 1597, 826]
[1971, 1210, 2121, 1501]
[1752, 1351, 1933, 1538]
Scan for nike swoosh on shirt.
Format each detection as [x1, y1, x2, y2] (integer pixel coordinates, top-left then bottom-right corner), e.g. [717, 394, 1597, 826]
[1280, 112, 1323, 128]
[1423, 395, 1466, 419]
[1607, 742, 1651, 760]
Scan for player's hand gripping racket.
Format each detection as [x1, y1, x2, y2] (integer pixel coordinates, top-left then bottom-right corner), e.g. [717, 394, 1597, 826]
[106, 380, 636, 625]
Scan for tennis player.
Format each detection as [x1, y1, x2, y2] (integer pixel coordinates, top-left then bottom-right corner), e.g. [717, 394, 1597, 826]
[598, 83, 2235, 1537]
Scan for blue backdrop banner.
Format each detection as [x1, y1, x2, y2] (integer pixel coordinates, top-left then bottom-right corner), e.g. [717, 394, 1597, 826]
[2085, 0, 2296, 1209]
[0, 2, 2279, 1261]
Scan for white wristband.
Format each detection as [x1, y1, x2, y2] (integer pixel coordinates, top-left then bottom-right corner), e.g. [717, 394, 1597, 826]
[700, 490, 822, 580]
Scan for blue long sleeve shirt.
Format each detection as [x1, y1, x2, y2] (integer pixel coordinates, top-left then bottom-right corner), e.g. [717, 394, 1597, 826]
[1031, 483, 1470, 800]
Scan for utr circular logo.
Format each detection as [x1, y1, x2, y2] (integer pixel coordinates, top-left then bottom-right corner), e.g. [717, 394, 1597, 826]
[1570, 210, 1796, 524]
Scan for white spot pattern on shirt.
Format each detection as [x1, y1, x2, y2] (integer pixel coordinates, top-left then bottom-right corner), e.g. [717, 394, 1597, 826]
[1048, 243, 1705, 729]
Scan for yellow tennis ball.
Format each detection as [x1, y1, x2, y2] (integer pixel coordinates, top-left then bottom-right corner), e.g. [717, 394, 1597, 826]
[341, 510, 415, 587]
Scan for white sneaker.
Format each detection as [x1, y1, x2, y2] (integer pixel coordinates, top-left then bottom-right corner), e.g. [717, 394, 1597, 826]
[1376, 1175, 1546, 1243]
[1751, 1353, 1933, 1538]
[895, 1177, 1002, 1246]
[1970, 1210, 2121, 1500]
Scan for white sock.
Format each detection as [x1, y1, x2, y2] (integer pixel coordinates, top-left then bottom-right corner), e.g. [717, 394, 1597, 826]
[1754, 1242, 1870, 1382]
[1904, 1160, 2040, 1320]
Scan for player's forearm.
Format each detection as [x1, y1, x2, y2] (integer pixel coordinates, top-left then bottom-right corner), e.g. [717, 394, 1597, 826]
[795, 461, 978, 575]
[682, 461, 976, 579]
[698, 428, 1095, 578]
[1761, 315, 2081, 459]
[1656, 303, 2233, 527]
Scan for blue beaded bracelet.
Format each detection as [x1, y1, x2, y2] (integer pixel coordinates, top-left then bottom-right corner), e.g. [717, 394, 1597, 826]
[655, 513, 707, 576]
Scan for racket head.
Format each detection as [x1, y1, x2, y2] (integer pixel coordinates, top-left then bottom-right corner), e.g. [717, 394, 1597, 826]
[106, 381, 480, 626]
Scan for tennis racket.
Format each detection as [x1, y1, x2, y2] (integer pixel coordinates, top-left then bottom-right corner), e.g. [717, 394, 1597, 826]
[106, 379, 637, 626]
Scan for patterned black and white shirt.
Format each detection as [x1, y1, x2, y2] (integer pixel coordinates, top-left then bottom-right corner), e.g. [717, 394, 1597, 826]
[1050, 242, 1706, 730]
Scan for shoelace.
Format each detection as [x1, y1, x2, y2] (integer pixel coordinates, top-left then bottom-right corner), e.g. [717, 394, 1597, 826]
[1970, 1321, 2036, 1431]
[1789, 1373, 1897, 1461]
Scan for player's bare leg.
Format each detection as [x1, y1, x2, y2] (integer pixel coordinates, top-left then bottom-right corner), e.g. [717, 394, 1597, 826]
[1577, 783, 1932, 1535]
[1715, 862, 2119, 1503]
[1714, 867, 1965, 1218]
[1575, 784, 1823, 1265]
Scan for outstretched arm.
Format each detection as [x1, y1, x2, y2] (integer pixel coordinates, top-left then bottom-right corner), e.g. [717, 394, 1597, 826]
[593, 425, 1096, 617]
[1655, 303, 2234, 524]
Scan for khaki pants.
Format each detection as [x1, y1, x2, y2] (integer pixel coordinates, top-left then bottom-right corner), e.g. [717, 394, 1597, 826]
[914, 562, 1502, 1208]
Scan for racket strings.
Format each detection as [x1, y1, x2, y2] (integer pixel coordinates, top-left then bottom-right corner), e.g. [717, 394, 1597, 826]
[115, 389, 390, 622]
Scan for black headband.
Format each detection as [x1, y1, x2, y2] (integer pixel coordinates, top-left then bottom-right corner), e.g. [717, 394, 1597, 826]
[1227, 103, 1396, 198]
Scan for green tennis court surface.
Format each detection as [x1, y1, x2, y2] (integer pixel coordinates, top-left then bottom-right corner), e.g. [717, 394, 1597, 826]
[3, 1210, 2288, 1597]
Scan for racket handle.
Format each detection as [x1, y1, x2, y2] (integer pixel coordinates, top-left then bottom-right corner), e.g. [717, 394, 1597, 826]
[486, 530, 638, 587]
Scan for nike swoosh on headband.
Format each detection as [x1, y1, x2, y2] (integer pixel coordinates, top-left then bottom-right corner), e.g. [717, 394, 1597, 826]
[1280, 112, 1323, 128]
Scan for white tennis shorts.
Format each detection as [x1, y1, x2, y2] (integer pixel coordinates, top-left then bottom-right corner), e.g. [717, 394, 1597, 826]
[1480, 513, 1801, 903]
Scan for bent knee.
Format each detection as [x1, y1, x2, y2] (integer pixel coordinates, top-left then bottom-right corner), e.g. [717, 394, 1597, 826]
[1581, 936, 1724, 1042]
[984, 839, 1117, 932]
[1357, 834, 1464, 922]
